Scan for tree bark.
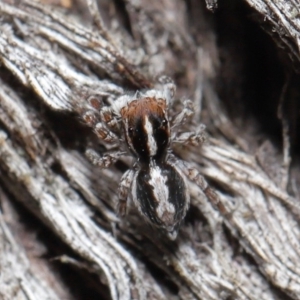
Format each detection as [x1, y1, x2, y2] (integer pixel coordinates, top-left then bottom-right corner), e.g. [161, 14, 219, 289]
[0, 0, 299, 299]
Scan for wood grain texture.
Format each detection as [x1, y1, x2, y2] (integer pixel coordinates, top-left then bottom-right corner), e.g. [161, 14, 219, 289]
[0, 0, 299, 299]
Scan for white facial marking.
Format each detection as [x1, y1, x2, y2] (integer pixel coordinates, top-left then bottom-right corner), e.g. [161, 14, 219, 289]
[144, 116, 158, 156]
[149, 166, 175, 219]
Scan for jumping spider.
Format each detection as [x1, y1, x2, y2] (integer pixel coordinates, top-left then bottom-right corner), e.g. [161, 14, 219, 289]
[84, 78, 220, 239]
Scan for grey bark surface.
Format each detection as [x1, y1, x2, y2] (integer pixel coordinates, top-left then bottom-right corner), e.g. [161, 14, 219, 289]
[0, 0, 300, 299]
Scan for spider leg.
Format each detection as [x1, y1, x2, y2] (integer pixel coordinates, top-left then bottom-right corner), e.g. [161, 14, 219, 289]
[173, 157, 228, 215]
[82, 110, 100, 127]
[86, 94, 103, 111]
[117, 169, 135, 216]
[157, 75, 176, 105]
[93, 122, 120, 144]
[99, 106, 119, 133]
[86, 149, 126, 168]
[82, 94, 105, 126]
[171, 99, 194, 129]
[96, 105, 121, 144]
[82, 96, 121, 144]
[172, 124, 206, 146]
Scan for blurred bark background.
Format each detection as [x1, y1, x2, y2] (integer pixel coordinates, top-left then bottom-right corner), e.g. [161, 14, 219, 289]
[0, 0, 300, 299]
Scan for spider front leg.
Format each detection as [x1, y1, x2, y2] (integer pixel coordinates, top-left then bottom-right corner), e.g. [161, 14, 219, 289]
[171, 99, 195, 130]
[93, 122, 120, 144]
[86, 149, 126, 168]
[172, 124, 206, 146]
[94, 105, 121, 145]
[99, 106, 120, 133]
[157, 75, 176, 105]
[174, 158, 228, 215]
[83, 97, 120, 145]
[117, 169, 134, 216]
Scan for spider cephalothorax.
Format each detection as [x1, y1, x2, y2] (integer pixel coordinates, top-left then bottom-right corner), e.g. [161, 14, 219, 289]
[119, 96, 170, 163]
[85, 78, 217, 239]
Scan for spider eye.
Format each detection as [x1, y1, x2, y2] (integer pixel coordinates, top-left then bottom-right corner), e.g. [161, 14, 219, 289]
[161, 119, 167, 127]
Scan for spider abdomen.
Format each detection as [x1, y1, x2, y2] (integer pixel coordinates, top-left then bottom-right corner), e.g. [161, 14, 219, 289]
[132, 161, 190, 239]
